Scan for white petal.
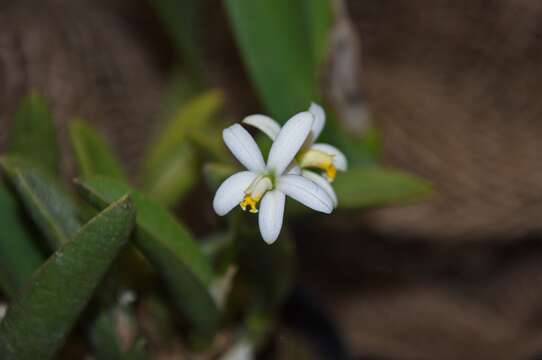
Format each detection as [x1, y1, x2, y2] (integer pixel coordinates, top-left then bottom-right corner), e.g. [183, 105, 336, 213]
[311, 143, 348, 171]
[277, 174, 333, 214]
[223, 124, 266, 172]
[213, 171, 258, 216]
[267, 111, 313, 175]
[242, 114, 280, 140]
[285, 162, 302, 175]
[308, 102, 326, 142]
[258, 190, 285, 244]
[301, 170, 338, 208]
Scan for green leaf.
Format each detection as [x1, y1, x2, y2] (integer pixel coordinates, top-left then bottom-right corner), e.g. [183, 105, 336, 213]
[225, 0, 332, 120]
[69, 119, 126, 180]
[7, 92, 58, 175]
[76, 177, 219, 337]
[0, 182, 43, 297]
[334, 167, 433, 209]
[143, 143, 197, 207]
[0, 196, 135, 360]
[0, 157, 80, 248]
[141, 91, 223, 206]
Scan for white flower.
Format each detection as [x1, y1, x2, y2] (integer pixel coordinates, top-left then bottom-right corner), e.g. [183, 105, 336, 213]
[243, 103, 347, 207]
[213, 112, 334, 244]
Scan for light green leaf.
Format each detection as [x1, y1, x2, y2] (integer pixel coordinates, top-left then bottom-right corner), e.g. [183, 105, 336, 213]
[225, 0, 332, 120]
[7, 92, 58, 175]
[141, 91, 223, 206]
[335, 167, 433, 209]
[0, 157, 80, 248]
[0, 182, 43, 297]
[76, 177, 219, 337]
[69, 119, 126, 180]
[0, 196, 135, 360]
[143, 143, 197, 207]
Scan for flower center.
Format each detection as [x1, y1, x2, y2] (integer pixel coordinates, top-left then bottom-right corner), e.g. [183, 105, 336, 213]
[297, 149, 336, 181]
[240, 176, 273, 213]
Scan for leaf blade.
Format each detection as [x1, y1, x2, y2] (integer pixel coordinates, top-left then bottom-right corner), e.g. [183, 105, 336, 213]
[76, 177, 219, 336]
[7, 92, 58, 175]
[224, 0, 332, 120]
[141, 91, 223, 206]
[0, 157, 81, 248]
[0, 196, 135, 360]
[334, 167, 433, 209]
[69, 119, 126, 180]
[0, 182, 44, 297]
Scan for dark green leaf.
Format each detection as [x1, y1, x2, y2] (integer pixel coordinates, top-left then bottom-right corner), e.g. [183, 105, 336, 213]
[0, 196, 135, 360]
[225, 0, 332, 120]
[0, 182, 43, 297]
[0, 157, 80, 248]
[7, 92, 58, 175]
[76, 177, 219, 337]
[334, 167, 433, 209]
[69, 119, 126, 180]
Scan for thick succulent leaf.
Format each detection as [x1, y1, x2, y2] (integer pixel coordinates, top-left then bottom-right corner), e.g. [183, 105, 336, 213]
[0, 157, 80, 248]
[224, 0, 332, 121]
[76, 177, 219, 336]
[7, 92, 59, 175]
[0, 196, 135, 360]
[334, 167, 433, 209]
[141, 91, 223, 205]
[0, 182, 43, 297]
[69, 119, 126, 180]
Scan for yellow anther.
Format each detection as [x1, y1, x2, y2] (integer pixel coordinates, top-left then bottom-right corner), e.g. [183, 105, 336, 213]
[240, 196, 258, 213]
[298, 149, 336, 181]
[325, 164, 336, 182]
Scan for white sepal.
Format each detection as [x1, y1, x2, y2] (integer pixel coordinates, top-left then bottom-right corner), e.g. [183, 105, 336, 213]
[308, 102, 326, 143]
[223, 124, 266, 172]
[311, 143, 348, 171]
[242, 114, 280, 140]
[213, 171, 258, 216]
[258, 190, 286, 244]
[267, 111, 313, 175]
[302, 170, 338, 208]
[277, 174, 333, 214]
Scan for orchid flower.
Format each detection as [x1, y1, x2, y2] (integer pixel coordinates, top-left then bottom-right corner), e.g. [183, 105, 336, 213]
[243, 103, 347, 207]
[213, 112, 334, 244]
